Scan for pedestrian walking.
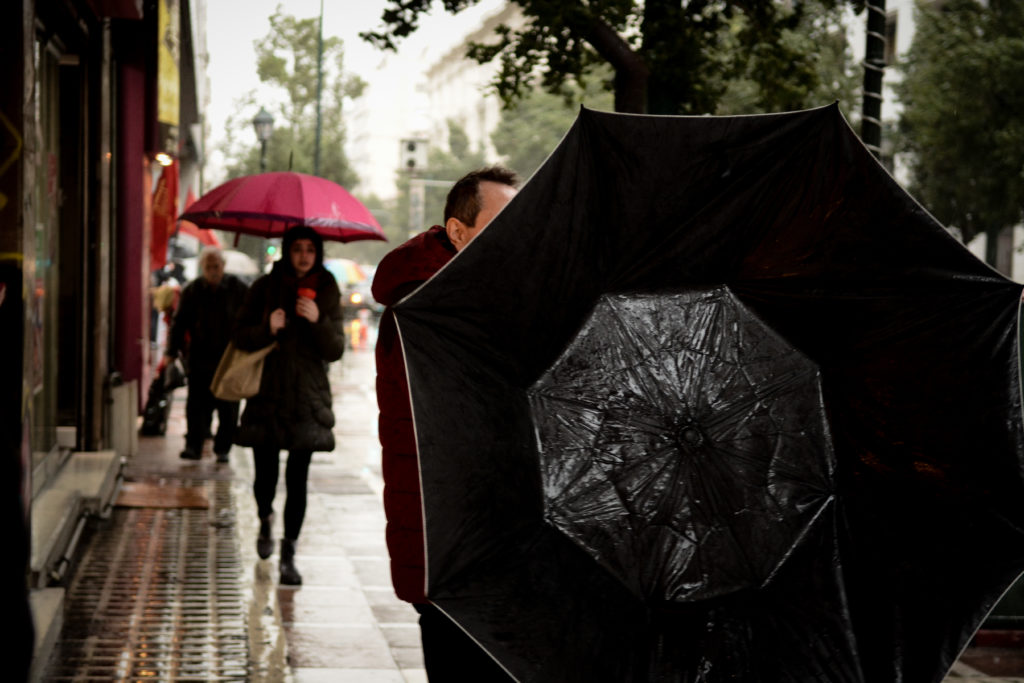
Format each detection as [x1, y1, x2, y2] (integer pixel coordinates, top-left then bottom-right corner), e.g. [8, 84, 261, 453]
[163, 247, 248, 462]
[233, 225, 345, 585]
[373, 166, 519, 680]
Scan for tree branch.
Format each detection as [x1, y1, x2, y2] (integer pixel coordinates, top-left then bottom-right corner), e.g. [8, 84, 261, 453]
[582, 17, 648, 113]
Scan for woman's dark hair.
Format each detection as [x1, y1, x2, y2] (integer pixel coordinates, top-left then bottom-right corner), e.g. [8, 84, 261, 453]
[443, 165, 519, 226]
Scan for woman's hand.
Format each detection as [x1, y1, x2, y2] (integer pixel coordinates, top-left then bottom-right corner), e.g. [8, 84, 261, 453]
[269, 308, 287, 335]
[295, 296, 320, 323]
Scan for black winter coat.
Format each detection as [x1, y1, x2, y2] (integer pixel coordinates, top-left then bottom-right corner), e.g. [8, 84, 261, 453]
[233, 264, 345, 452]
[167, 273, 249, 380]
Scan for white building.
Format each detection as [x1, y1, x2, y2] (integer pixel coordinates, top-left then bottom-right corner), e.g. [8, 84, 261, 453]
[344, 0, 514, 200]
[419, 3, 523, 161]
[346, 47, 435, 200]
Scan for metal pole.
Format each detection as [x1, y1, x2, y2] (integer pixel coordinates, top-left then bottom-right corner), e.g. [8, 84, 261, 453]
[198, 113, 205, 194]
[861, 0, 887, 158]
[409, 177, 425, 235]
[313, 0, 324, 176]
[259, 139, 267, 173]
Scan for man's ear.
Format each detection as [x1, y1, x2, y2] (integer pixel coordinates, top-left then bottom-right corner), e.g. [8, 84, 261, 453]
[446, 217, 466, 249]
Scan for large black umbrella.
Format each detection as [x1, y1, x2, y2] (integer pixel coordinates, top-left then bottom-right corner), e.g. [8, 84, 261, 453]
[392, 105, 1024, 682]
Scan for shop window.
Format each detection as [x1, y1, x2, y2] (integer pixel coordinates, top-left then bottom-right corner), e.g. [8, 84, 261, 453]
[31, 36, 62, 473]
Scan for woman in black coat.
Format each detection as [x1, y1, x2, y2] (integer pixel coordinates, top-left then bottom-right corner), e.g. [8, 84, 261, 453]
[233, 226, 345, 584]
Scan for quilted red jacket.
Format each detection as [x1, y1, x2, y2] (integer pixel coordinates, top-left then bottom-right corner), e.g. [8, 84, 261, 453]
[372, 226, 455, 603]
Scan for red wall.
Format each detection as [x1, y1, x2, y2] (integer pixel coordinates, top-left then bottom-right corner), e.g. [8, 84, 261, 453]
[114, 60, 151, 391]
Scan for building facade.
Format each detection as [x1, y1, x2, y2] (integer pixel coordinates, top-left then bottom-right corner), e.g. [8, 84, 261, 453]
[0, 0, 206, 672]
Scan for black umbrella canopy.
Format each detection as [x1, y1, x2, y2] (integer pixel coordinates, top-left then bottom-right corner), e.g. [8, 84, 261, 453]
[530, 287, 836, 605]
[393, 104, 1024, 682]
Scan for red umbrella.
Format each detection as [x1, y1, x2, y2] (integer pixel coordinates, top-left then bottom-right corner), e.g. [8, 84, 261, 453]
[180, 171, 386, 242]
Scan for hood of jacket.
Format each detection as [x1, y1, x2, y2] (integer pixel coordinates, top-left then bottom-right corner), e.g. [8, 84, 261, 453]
[371, 225, 456, 307]
[274, 225, 326, 276]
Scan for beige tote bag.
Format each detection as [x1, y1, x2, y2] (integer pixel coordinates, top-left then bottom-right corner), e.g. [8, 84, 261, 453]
[209, 341, 278, 401]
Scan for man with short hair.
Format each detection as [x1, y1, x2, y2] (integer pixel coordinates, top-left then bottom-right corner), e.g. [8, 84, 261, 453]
[165, 247, 249, 462]
[373, 166, 519, 681]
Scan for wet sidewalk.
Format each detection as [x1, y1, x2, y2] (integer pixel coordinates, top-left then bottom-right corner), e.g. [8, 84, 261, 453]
[243, 348, 426, 682]
[41, 348, 424, 682]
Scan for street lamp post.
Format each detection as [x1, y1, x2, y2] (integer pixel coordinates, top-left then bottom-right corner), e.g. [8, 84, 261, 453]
[860, 0, 887, 159]
[252, 107, 275, 173]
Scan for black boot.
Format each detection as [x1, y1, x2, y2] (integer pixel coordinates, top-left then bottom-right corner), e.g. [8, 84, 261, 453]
[257, 515, 273, 560]
[279, 538, 302, 585]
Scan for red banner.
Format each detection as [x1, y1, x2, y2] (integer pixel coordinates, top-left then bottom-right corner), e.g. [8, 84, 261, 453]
[150, 159, 179, 272]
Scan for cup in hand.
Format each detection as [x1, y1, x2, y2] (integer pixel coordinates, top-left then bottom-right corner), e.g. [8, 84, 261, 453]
[296, 287, 316, 313]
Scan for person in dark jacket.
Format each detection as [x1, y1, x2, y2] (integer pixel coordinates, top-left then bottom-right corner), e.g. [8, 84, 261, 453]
[233, 226, 345, 585]
[373, 166, 518, 681]
[164, 247, 249, 462]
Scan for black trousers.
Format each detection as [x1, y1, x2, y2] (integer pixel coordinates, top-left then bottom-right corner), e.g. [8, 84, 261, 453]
[252, 447, 313, 540]
[184, 373, 239, 454]
[414, 603, 515, 682]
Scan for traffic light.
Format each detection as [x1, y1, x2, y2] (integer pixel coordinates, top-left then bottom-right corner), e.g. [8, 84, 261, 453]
[265, 240, 280, 264]
[400, 138, 428, 172]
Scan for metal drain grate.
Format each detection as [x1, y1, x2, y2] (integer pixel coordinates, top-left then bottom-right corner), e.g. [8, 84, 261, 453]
[43, 480, 249, 682]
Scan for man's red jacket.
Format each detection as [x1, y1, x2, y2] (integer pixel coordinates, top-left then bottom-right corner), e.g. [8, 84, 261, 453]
[371, 226, 455, 603]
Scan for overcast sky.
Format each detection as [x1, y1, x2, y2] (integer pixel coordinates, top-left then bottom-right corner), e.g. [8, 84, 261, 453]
[202, 0, 504, 187]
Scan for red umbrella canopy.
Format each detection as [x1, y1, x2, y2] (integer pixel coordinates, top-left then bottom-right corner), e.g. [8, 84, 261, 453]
[180, 171, 386, 242]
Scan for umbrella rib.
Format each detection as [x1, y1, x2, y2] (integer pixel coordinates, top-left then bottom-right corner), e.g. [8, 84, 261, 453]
[758, 492, 835, 588]
[603, 297, 693, 412]
[186, 209, 380, 231]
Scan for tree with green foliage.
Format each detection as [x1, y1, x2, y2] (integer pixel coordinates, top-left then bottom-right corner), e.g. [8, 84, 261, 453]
[491, 75, 614, 180]
[485, 0, 857, 180]
[362, 0, 862, 115]
[216, 7, 371, 265]
[896, 0, 1024, 266]
[221, 7, 365, 186]
[715, 0, 860, 119]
